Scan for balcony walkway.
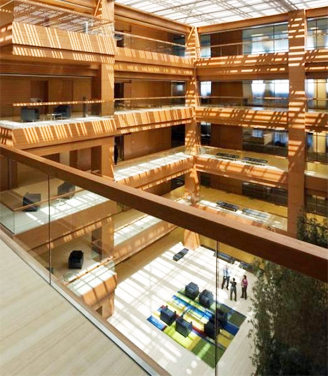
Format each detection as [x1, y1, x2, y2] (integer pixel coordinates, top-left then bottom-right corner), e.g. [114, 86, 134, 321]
[0, 237, 146, 376]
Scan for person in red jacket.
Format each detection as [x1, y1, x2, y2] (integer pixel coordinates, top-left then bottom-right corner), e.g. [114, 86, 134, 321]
[241, 275, 248, 299]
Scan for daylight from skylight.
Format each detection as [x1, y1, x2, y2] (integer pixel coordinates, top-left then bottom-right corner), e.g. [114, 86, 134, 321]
[115, 0, 327, 26]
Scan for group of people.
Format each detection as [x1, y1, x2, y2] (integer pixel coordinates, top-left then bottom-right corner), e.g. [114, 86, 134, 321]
[222, 265, 248, 302]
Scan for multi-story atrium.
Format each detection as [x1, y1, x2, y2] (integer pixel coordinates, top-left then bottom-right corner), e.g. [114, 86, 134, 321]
[0, 0, 327, 375]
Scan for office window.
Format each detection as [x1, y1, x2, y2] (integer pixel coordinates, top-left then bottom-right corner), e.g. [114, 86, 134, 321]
[243, 23, 288, 54]
[306, 79, 328, 110]
[252, 129, 264, 138]
[273, 131, 288, 146]
[200, 34, 211, 57]
[307, 17, 328, 49]
[249, 80, 289, 107]
[200, 81, 212, 96]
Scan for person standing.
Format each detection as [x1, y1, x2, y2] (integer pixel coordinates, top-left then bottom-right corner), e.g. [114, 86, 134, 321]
[114, 144, 119, 165]
[230, 278, 237, 301]
[241, 275, 248, 299]
[221, 265, 230, 290]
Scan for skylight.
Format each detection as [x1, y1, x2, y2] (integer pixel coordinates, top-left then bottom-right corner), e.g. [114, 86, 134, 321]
[115, 0, 325, 27]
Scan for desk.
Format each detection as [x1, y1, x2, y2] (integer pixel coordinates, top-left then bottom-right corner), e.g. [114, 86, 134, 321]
[46, 113, 62, 120]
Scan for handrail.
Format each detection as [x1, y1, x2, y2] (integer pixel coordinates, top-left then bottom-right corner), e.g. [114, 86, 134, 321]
[199, 95, 288, 100]
[114, 96, 186, 101]
[12, 99, 108, 107]
[198, 36, 289, 50]
[11, 99, 112, 107]
[1, 143, 327, 282]
[115, 30, 185, 48]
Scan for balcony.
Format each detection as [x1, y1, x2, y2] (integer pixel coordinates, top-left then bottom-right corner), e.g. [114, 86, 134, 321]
[0, 0, 115, 63]
[195, 146, 288, 187]
[114, 146, 193, 188]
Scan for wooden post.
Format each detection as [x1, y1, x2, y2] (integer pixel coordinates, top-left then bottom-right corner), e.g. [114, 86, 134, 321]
[287, 9, 307, 237]
[91, 139, 114, 179]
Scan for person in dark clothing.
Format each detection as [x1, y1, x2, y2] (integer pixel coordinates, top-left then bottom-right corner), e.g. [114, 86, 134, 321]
[241, 275, 248, 299]
[114, 144, 119, 165]
[230, 278, 237, 301]
[221, 264, 230, 290]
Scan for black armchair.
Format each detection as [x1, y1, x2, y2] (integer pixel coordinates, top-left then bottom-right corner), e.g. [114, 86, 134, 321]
[21, 107, 40, 122]
[185, 282, 199, 300]
[68, 250, 84, 269]
[176, 317, 192, 337]
[204, 320, 220, 339]
[199, 289, 214, 308]
[160, 306, 176, 326]
[57, 182, 75, 199]
[54, 105, 71, 119]
[22, 193, 41, 212]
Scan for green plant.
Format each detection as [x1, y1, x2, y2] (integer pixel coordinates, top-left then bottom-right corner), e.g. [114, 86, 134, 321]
[249, 213, 328, 375]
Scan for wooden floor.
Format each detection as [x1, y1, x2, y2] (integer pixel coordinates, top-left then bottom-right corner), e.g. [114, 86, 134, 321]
[0, 239, 147, 376]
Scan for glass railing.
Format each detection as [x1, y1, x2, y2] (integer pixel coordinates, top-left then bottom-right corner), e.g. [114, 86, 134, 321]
[307, 98, 328, 112]
[199, 36, 289, 58]
[198, 146, 288, 171]
[1, 145, 327, 376]
[114, 146, 191, 181]
[307, 31, 328, 50]
[306, 133, 328, 165]
[115, 31, 186, 56]
[114, 96, 186, 112]
[0, 100, 113, 124]
[0, 0, 113, 35]
[198, 96, 289, 109]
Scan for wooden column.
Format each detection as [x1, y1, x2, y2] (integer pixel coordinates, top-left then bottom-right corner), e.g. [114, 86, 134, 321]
[91, 139, 114, 179]
[93, 0, 115, 117]
[91, 218, 114, 262]
[186, 27, 200, 107]
[69, 151, 78, 168]
[184, 27, 201, 250]
[0, 156, 17, 191]
[287, 9, 307, 237]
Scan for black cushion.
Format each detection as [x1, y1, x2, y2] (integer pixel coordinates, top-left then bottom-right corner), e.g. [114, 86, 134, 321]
[69, 250, 84, 269]
[176, 317, 192, 337]
[185, 282, 199, 300]
[160, 306, 176, 326]
[22, 193, 41, 212]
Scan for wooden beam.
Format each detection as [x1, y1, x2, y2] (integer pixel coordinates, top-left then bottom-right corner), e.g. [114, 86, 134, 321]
[1, 144, 327, 282]
[114, 3, 190, 35]
[198, 13, 289, 34]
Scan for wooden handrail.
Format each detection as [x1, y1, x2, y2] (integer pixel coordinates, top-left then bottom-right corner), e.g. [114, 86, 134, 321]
[1, 144, 327, 282]
[114, 96, 186, 101]
[12, 99, 108, 107]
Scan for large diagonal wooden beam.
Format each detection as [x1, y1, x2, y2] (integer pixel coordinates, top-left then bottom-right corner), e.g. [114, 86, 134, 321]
[1, 144, 327, 282]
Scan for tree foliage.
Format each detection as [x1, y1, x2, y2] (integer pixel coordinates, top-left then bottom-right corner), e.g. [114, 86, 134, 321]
[249, 213, 328, 375]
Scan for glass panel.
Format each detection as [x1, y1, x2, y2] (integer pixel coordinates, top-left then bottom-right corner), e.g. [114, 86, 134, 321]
[243, 128, 288, 157]
[115, 31, 186, 56]
[307, 17, 328, 49]
[1, 100, 110, 123]
[306, 132, 328, 165]
[114, 96, 186, 112]
[306, 79, 328, 111]
[0, 158, 51, 277]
